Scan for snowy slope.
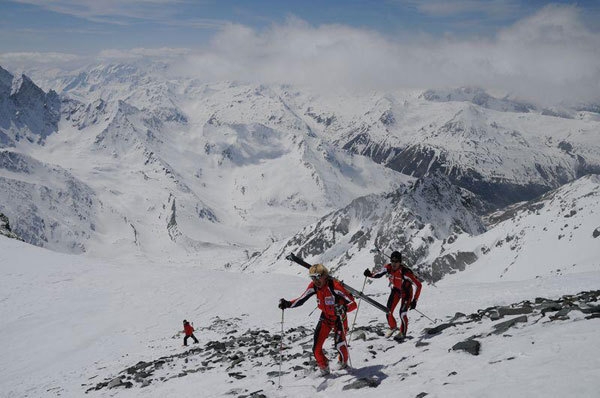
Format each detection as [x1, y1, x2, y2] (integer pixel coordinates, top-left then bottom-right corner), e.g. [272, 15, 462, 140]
[0, 150, 98, 252]
[437, 174, 600, 283]
[276, 85, 600, 208]
[242, 172, 483, 280]
[1, 233, 599, 398]
[1, 65, 404, 261]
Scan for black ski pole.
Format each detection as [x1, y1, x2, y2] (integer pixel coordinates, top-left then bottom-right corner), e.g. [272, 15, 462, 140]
[278, 308, 284, 389]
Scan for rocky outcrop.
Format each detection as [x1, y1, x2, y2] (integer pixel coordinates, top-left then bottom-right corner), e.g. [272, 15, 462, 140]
[86, 290, 599, 395]
[0, 66, 60, 147]
[0, 212, 23, 241]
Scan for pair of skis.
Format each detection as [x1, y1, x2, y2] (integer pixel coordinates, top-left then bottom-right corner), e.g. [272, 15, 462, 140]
[285, 253, 389, 314]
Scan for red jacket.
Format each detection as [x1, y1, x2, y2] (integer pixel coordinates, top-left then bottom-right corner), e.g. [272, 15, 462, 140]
[289, 278, 357, 321]
[184, 322, 194, 336]
[372, 264, 422, 301]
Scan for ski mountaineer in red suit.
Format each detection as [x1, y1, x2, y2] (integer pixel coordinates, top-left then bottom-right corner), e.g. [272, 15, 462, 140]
[364, 251, 422, 339]
[278, 263, 357, 375]
[182, 319, 199, 346]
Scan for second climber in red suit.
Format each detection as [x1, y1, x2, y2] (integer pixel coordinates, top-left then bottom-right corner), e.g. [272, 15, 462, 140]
[364, 251, 422, 339]
[278, 263, 357, 375]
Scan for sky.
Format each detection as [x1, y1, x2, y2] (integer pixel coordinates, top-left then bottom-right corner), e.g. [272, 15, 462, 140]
[1, 0, 600, 104]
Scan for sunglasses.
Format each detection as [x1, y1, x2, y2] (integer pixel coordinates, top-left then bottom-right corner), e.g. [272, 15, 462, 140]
[310, 274, 322, 280]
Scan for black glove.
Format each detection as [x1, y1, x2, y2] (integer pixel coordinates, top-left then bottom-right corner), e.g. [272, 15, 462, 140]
[363, 269, 372, 277]
[279, 298, 291, 310]
[334, 304, 346, 317]
[410, 300, 417, 310]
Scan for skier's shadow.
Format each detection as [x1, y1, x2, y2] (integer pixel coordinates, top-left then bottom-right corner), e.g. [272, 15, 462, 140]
[348, 364, 388, 382]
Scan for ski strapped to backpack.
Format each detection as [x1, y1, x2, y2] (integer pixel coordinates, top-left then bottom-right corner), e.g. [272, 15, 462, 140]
[285, 253, 389, 314]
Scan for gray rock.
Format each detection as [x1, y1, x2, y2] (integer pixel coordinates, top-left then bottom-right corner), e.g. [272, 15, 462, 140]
[342, 377, 381, 390]
[539, 303, 562, 316]
[425, 322, 455, 336]
[107, 377, 124, 389]
[449, 312, 466, 321]
[492, 315, 528, 335]
[498, 306, 533, 317]
[452, 339, 481, 356]
[227, 372, 246, 379]
[549, 308, 572, 321]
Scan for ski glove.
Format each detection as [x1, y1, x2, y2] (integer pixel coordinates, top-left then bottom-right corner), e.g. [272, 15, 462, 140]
[279, 299, 292, 310]
[363, 269, 372, 277]
[410, 300, 417, 310]
[334, 304, 346, 317]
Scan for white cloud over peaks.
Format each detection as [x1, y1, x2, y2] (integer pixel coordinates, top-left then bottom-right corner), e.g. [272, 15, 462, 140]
[172, 7, 600, 105]
[0, 52, 86, 71]
[99, 47, 193, 59]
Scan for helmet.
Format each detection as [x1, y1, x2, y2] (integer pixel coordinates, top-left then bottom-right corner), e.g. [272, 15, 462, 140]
[390, 251, 402, 262]
[183, 319, 187, 323]
[309, 263, 329, 278]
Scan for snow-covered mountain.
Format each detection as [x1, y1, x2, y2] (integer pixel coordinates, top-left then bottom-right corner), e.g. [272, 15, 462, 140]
[0, 64, 405, 261]
[0, 61, 599, 398]
[274, 85, 600, 209]
[0, 66, 60, 147]
[439, 173, 600, 283]
[242, 172, 485, 277]
[0, 150, 97, 252]
[243, 173, 600, 285]
[1, 62, 599, 265]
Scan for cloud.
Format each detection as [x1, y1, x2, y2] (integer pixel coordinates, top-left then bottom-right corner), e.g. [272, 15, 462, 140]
[99, 47, 193, 59]
[0, 51, 84, 66]
[167, 6, 600, 104]
[2, 4, 599, 105]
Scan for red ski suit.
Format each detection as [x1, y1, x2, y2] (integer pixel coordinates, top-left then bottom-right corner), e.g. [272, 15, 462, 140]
[184, 322, 194, 336]
[288, 278, 357, 370]
[370, 264, 422, 335]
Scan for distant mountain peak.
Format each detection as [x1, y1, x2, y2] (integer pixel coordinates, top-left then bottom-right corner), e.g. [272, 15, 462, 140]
[0, 67, 61, 147]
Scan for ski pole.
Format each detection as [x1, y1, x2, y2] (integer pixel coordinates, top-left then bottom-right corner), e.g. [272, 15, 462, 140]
[414, 308, 439, 324]
[347, 275, 367, 345]
[343, 313, 352, 368]
[278, 309, 284, 389]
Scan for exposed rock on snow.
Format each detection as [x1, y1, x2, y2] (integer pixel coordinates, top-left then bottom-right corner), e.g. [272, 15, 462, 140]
[0, 212, 22, 241]
[87, 290, 599, 395]
[451, 339, 481, 355]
